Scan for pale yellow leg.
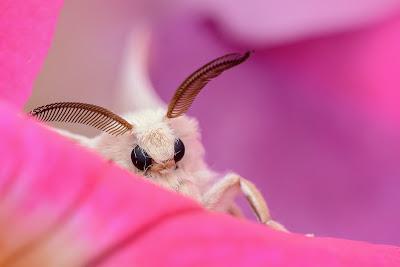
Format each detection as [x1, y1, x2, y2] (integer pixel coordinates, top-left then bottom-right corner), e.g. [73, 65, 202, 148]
[202, 173, 288, 232]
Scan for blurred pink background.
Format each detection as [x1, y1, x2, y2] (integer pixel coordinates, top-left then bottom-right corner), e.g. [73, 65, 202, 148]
[27, 0, 400, 245]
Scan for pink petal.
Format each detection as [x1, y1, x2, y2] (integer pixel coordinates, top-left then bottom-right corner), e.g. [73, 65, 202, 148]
[0, 0, 63, 108]
[1, 101, 400, 265]
[150, 11, 400, 244]
[95, 214, 400, 267]
[198, 0, 400, 44]
[21, 0, 400, 246]
[0, 101, 199, 264]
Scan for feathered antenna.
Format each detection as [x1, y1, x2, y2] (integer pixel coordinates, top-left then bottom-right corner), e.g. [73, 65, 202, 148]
[29, 102, 133, 136]
[166, 51, 251, 118]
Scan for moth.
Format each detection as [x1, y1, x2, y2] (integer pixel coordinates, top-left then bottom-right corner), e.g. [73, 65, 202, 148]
[29, 52, 287, 231]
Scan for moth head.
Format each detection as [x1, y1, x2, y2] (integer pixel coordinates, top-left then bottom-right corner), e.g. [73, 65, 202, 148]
[29, 51, 250, 176]
[128, 109, 184, 174]
[88, 108, 197, 177]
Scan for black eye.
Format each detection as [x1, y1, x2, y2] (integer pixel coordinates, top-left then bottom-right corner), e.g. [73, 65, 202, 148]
[174, 139, 185, 162]
[131, 145, 152, 171]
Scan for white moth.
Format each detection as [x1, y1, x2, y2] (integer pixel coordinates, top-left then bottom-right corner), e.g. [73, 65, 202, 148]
[29, 52, 287, 231]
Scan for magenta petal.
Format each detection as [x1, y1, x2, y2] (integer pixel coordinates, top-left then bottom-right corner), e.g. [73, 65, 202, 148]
[150, 11, 400, 244]
[1, 102, 400, 265]
[96, 214, 400, 267]
[0, 101, 200, 264]
[0, 0, 63, 108]
[200, 0, 400, 45]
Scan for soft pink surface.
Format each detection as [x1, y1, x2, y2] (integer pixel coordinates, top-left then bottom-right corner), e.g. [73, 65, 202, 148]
[197, 0, 400, 44]
[1, 0, 400, 265]
[1, 101, 400, 266]
[150, 10, 400, 244]
[25, 0, 400, 244]
[0, 0, 63, 108]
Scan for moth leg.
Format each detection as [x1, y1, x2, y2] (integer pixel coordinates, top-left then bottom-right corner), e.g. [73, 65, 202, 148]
[203, 173, 288, 232]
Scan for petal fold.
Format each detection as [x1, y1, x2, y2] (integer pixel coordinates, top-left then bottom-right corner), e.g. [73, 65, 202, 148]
[1, 101, 400, 266]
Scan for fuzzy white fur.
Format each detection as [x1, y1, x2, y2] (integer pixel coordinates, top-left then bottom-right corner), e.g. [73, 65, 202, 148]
[44, 42, 287, 230]
[65, 109, 215, 202]
[54, 109, 288, 232]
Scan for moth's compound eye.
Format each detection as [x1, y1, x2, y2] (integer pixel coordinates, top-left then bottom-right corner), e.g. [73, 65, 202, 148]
[174, 139, 185, 162]
[131, 145, 152, 171]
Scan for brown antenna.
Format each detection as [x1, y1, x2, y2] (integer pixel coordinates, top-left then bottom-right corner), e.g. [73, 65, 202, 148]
[166, 51, 251, 118]
[29, 102, 133, 136]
